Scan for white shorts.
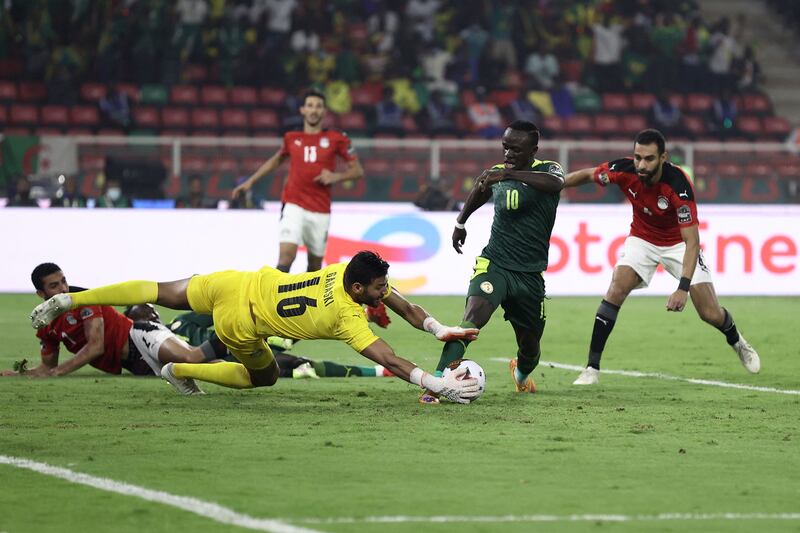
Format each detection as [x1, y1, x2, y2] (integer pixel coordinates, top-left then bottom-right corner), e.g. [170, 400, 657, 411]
[617, 236, 713, 289]
[278, 202, 331, 257]
[128, 321, 182, 375]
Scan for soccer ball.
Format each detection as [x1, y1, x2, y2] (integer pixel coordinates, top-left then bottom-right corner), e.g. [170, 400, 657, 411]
[443, 359, 486, 401]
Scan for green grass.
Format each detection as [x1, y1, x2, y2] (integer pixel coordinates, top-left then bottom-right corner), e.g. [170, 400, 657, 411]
[1, 294, 799, 533]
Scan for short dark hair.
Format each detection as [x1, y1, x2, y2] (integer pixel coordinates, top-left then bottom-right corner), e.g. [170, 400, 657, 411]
[508, 120, 540, 146]
[31, 263, 62, 291]
[635, 128, 666, 155]
[344, 251, 389, 287]
[302, 89, 326, 106]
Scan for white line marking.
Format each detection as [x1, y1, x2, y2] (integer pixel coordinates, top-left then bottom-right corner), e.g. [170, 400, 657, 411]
[0, 456, 325, 533]
[296, 513, 800, 524]
[491, 359, 800, 395]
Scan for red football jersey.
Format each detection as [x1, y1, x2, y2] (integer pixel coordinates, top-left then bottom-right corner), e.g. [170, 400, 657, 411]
[279, 129, 357, 213]
[36, 305, 133, 374]
[594, 158, 699, 246]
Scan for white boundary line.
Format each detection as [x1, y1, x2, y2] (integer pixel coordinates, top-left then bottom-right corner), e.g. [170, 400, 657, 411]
[3, 458, 799, 529]
[295, 513, 800, 525]
[490, 358, 800, 395]
[0, 456, 325, 533]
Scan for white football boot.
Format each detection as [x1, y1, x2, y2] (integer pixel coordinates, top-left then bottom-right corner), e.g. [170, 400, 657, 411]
[31, 293, 73, 329]
[160, 363, 205, 395]
[572, 366, 600, 385]
[732, 334, 761, 373]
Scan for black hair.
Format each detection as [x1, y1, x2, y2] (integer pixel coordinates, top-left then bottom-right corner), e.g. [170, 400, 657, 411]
[344, 251, 389, 287]
[302, 89, 326, 106]
[507, 120, 540, 146]
[635, 128, 667, 155]
[31, 263, 62, 291]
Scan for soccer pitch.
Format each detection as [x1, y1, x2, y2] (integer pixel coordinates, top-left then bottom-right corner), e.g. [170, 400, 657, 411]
[1, 294, 798, 533]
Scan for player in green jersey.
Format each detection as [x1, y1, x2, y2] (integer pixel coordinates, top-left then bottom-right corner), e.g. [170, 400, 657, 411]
[421, 120, 565, 403]
[124, 304, 393, 379]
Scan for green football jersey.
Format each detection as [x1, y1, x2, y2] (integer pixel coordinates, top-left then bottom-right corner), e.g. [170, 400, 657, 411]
[480, 159, 563, 272]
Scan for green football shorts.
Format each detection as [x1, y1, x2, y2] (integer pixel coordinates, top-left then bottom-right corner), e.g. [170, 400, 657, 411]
[466, 256, 546, 329]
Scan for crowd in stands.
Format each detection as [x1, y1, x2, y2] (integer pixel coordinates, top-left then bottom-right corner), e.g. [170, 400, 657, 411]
[0, 0, 788, 143]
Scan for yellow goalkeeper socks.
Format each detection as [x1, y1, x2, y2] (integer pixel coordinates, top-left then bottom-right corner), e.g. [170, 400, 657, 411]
[172, 362, 253, 389]
[70, 280, 159, 308]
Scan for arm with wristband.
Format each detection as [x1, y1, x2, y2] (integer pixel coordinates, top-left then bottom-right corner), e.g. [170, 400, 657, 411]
[666, 224, 700, 312]
[360, 339, 480, 403]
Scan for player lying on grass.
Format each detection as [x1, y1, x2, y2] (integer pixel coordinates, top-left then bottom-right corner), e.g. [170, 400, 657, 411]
[31, 251, 481, 403]
[1, 263, 209, 394]
[563, 129, 760, 385]
[126, 304, 394, 379]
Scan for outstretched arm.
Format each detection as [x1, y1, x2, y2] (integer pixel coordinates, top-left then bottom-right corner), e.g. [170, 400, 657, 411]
[563, 167, 597, 188]
[383, 289, 479, 341]
[232, 150, 287, 199]
[360, 338, 479, 403]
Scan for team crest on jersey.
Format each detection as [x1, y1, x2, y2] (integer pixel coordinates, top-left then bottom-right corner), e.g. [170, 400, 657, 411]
[320, 137, 330, 148]
[547, 163, 564, 177]
[598, 172, 610, 185]
[480, 281, 494, 294]
[657, 196, 669, 210]
[677, 205, 692, 223]
[79, 308, 94, 319]
[66, 314, 77, 325]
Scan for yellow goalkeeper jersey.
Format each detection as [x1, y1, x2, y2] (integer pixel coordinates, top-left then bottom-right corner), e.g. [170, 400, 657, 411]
[249, 263, 383, 353]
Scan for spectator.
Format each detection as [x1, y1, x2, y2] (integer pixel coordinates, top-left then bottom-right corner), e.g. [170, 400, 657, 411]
[734, 45, 764, 92]
[708, 88, 739, 139]
[467, 86, 503, 139]
[176, 175, 213, 209]
[523, 43, 559, 90]
[262, 0, 298, 50]
[52, 176, 86, 208]
[8, 176, 39, 208]
[422, 90, 458, 136]
[372, 86, 405, 136]
[174, 0, 209, 62]
[707, 18, 739, 94]
[487, 5, 517, 72]
[649, 90, 684, 138]
[96, 177, 130, 208]
[99, 84, 132, 131]
[406, 0, 440, 44]
[422, 42, 457, 95]
[590, 12, 625, 93]
[367, 1, 399, 53]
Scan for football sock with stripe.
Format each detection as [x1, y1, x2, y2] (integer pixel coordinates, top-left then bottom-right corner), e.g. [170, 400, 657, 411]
[435, 321, 477, 373]
[716, 308, 740, 346]
[69, 280, 159, 309]
[172, 361, 253, 388]
[587, 299, 620, 370]
[313, 361, 380, 377]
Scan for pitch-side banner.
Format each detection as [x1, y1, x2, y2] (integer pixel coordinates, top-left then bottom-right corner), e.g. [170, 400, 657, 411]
[1, 203, 798, 295]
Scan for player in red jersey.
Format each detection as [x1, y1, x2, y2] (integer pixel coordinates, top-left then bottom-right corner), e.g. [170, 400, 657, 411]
[1, 263, 212, 395]
[232, 89, 364, 273]
[563, 129, 760, 384]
